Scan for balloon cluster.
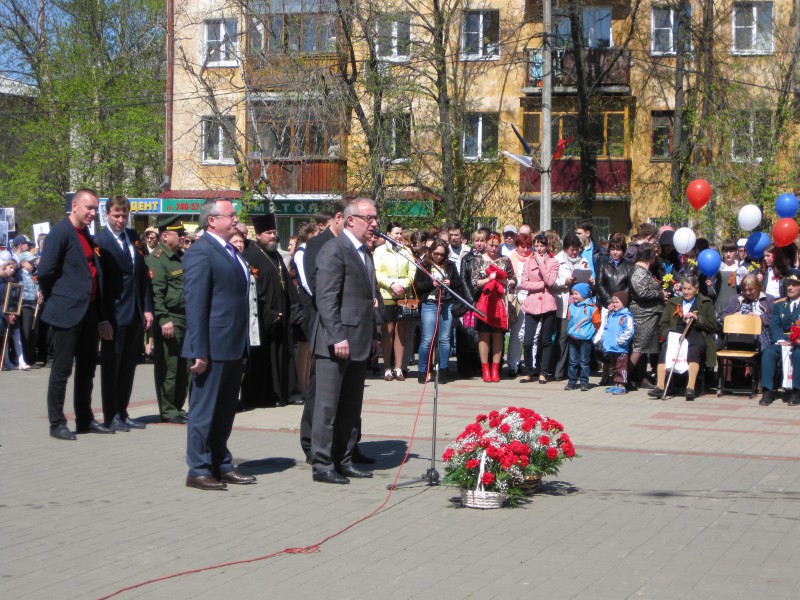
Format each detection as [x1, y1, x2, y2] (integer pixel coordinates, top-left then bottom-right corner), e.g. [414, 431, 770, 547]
[734, 192, 799, 258]
[682, 180, 799, 276]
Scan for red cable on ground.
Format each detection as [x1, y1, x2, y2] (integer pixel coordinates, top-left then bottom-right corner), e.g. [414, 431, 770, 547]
[97, 293, 444, 600]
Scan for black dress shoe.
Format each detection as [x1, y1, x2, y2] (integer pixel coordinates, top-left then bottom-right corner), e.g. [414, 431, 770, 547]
[313, 470, 350, 484]
[352, 447, 376, 464]
[219, 469, 257, 484]
[123, 417, 146, 429]
[338, 466, 373, 478]
[788, 390, 800, 406]
[186, 475, 227, 491]
[165, 415, 188, 424]
[76, 421, 114, 434]
[758, 390, 774, 406]
[647, 387, 665, 398]
[108, 416, 130, 432]
[50, 425, 77, 441]
[685, 387, 696, 402]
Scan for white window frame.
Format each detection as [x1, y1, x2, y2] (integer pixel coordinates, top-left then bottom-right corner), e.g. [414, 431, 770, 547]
[651, 5, 692, 55]
[376, 13, 412, 62]
[461, 10, 500, 61]
[201, 116, 237, 165]
[462, 113, 498, 161]
[204, 18, 239, 67]
[731, 2, 774, 55]
[730, 109, 772, 163]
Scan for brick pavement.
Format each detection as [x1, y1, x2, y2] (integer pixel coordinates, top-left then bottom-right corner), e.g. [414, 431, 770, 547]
[2, 365, 800, 599]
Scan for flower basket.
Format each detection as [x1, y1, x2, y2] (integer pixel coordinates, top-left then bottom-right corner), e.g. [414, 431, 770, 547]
[518, 473, 543, 496]
[442, 406, 577, 506]
[461, 488, 507, 509]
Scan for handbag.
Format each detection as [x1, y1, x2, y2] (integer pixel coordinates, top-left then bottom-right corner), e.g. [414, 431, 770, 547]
[397, 281, 420, 320]
[506, 292, 520, 328]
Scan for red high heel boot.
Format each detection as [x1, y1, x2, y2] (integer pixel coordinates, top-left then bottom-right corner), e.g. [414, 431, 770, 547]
[491, 363, 501, 382]
[481, 363, 491, 383]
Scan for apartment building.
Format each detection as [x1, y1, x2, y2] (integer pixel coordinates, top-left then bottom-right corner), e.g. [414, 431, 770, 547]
[168, 0, 798, 239]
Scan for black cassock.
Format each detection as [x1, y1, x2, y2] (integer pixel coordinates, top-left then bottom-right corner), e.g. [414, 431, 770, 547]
[242, 244, 301, 407]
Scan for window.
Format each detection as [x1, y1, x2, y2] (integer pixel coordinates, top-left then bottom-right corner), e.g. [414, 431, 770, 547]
[205, 19, 238, 66]
[462, 113, 498, 159]
[651, 111, 674, 160]
[387, 113, 411, 160]
[732, 2, 773, 54]
[252, 104, 337, 158]
[651, 5, 692, 55]
[522, 111, 628, 159]
[249, 1, 336, 54]
[202, 117, 236, 163]
[582, 7, 612, 48]
[731, 109, 772, 162]
[462, 10, 499, 59]
[377, 14, 412, 60]
[551, 8, 611, 49]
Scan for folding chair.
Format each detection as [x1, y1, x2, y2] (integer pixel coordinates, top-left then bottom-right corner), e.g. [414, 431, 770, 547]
[716, 314, 762, 398]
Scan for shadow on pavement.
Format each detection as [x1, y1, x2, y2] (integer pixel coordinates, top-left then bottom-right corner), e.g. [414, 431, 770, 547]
[237, 456, 297, 475]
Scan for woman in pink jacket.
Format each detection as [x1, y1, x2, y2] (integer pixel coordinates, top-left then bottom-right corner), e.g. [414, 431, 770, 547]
[518, 233, 559, 383]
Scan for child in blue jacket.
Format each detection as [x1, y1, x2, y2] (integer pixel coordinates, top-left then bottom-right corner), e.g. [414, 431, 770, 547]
[565, 283, 600, 391]
[600, 291, 635, 395]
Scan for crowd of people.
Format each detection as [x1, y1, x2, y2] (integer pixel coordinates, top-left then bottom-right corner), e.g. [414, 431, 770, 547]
[5, 194, 800, 490]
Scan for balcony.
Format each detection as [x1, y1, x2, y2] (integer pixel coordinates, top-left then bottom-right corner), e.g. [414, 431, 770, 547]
[248, 158, 347, 194]
[525, 48, 631, 94]
[244, 52, 341, 89]
[519, 158, 631, 195]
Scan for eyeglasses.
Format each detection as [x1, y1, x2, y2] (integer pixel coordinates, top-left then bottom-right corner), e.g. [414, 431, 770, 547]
[432, 252, 447, 257]
[351, 214, 378, 223]
[213, 212, 238, 220]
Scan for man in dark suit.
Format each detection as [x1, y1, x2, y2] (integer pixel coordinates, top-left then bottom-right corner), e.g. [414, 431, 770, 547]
[310, 198, 381, 484]
[95, 195, 154, 432]
[759, 269, 800, 406]
[38, 189, 113, 440]
[182, 198, 255, 490]
[299, 202, 345, 459]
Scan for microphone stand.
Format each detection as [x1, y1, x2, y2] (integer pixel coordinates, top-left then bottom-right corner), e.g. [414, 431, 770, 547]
[374, 231, 484, 490]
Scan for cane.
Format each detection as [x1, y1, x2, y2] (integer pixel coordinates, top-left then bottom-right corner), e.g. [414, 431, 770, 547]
[1, 321, 10, 374]
[662, 317, 694, 400]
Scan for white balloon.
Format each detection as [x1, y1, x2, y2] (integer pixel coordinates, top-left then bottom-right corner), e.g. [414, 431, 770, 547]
[737, 204, 762, 231]
[672, 227, 697, 254]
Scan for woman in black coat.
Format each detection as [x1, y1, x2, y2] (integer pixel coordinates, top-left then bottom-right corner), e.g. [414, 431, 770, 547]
[595, 233, 635, 309]
[414, 239, 467, 384]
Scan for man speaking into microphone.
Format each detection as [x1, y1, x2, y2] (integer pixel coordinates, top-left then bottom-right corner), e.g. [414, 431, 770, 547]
[310, 198, 381, 484]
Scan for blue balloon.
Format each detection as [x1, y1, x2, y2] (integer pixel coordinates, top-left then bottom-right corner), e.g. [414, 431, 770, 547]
[697, 249, 722, 277]
[775, 193, 799, 218]
[745, 231, 770, 259]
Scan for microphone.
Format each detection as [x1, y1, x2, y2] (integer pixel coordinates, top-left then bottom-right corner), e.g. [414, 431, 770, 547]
[373, 229, 402, 248]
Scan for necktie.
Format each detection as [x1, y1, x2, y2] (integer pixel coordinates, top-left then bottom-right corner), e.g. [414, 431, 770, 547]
[226, 243, 245, 281]
[792, 301, 797, 314]
[119, 233, 132, 265]
[361, 245, 376, 298]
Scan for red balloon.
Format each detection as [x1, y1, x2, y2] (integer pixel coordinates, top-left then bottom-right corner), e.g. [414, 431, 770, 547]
[773, 218, 799, 247]
[686, 179, 712, 210]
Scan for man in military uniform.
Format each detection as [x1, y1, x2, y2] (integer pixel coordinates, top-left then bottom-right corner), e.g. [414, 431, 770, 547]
[759, 269, 800, 407]
[146, 215, 190, 423]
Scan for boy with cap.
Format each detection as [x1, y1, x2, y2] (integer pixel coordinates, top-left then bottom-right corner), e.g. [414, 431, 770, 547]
[600, 291, 634, 395]
[565, 282, 600, 391]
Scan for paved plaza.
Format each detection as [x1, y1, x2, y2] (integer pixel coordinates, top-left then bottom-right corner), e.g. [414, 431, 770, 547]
[3, 363, 800, 599]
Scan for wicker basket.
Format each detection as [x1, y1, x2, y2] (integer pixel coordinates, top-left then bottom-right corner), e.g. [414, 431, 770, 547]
[461, 488, 508, 509]
[460, 452, 507, 509]
[519, 474, 543, 496]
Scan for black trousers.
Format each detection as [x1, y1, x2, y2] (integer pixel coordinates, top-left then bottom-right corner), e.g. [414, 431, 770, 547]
[46, 307, 99, 431]
[100, 321, 144, 424]
[20, 303, 38, 364]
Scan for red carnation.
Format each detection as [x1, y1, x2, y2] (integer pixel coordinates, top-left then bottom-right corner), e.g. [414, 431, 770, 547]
[546, 447, 559, 460]
[539, 435, 550, 445]
[489, 419, 501, 428]
[442, 448, 454, 462]
[521, 420, 534, 432]
[488, 410, 499, 419]
[499, 423, 511, 434]
[476, 414, 488, 422]
[481, 472, 495, 485]
[466, 458, 479, 469]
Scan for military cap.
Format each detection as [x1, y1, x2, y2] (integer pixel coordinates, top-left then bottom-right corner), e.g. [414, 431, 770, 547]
[157, 215, 185, 235]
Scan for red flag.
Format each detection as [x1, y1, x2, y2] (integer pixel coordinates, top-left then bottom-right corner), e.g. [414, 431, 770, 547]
[552, 136, 574, 161]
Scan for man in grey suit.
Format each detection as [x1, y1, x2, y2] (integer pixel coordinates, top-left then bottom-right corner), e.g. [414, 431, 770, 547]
[310, 198, 381, 484]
